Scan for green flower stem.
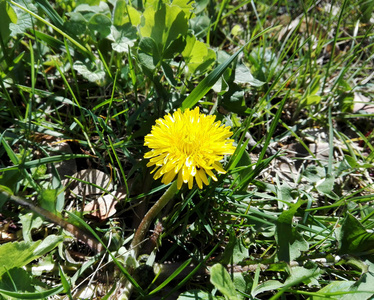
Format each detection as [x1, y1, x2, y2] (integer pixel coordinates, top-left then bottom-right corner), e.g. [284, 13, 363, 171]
[116, 181, 179, 299]
[131, 180, 178, 256]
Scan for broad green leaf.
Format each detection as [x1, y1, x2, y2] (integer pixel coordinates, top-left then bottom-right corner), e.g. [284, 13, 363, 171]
[221, 231, 249, 265]
[19, 213, 43, 243]
[138, 37, 161, 70]
[193, 0, 209, 14]
[0, 268, 64, 299]
[316, 174, 339, 200]
[232, 272, 252, 296]
[221, 84, 250, 114]
[313, 280, 355, 300]
[253, 266, 320, 297]
[0, 236, 63, 277]
[165, 3, 188, 47]
[140, 3, 167, 44]
[277, 201, 300, 224]
[234, 64, 264, 87]
[182, 34, 215, 75]
[113, 0, 141, 26]
[300, 95, 321, 108]
[231, 25, 243, 36]
[142, 0, 158, 9]
[113, 0, 127, 26]
[178, 289, 217, 299]
[108, 24, 137, 53]
[140, 2, 188, 55]
[0, 0, 17, 43]
[0, 268, 36, 293]
[142, 0, 195, 16]
[74, 2, 110, 17]
[73, 59, 106, 85]
[337, 213, 374, 256]
[340, 260, 374, 300]
[39, 188, 59, 215]
[284, 266, 321, 287]
[78, 0, 101, 6]
[64, 3, 111, 38]
[33, 234, 65, 256]
[64, 12, 87, 36]
[163, 35, 186, 59]
[210, 264, 241, 300]
[88, 13, 111, 38]
[278, 182, 296, 203]
[344, 155, 374, 169]
[189, 14, 210, 38]
[126, 5, 141, 26]
[9, 0, 37, 36]
[303, 165, 326, 183]
[162, 62, 178, 86]
[171, 0, 196, 16]
[252, 279, 283, 297]
[180, 34, 204, 61]
[276, 201, 308, 262]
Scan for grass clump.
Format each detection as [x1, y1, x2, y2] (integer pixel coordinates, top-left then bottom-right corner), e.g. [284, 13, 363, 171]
[1, 0, 374, 299]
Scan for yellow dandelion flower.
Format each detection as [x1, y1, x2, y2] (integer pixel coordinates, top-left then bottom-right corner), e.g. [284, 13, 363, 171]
[144, 107, 236, 189]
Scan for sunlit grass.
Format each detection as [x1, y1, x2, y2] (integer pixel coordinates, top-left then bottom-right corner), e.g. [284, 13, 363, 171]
[0, 0, 374, 299]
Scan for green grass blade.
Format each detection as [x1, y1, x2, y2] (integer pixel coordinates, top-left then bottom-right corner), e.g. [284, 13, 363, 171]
[257, 92, 288, 164]
[9, 0, 94, 60]
[0, 285, 63, 299]
[163, 242, 221, 298]
[150, 258, 193, 295]
[65, 211, 145, 296]
[34, 0, 64, 29]
[0, 154, 90, 172]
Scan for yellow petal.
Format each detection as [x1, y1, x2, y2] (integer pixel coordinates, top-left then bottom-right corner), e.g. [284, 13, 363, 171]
[182, 165, 190, 183]
[188, 176, 193, 189]
[198, 169, 209, 185]
[162, 170, 177, 185]
[195, 171, 203, 189]
[177, 172, 184, 189]
[213, 161, 226, 174]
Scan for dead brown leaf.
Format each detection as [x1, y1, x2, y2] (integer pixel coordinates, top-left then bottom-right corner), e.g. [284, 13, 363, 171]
[353, 93, 374, 113]
[84, 194, 118, 221]
[66, 169, 114, 195]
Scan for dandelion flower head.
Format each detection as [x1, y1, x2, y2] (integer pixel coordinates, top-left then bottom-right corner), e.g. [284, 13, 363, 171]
[144, 107, 236, 189]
